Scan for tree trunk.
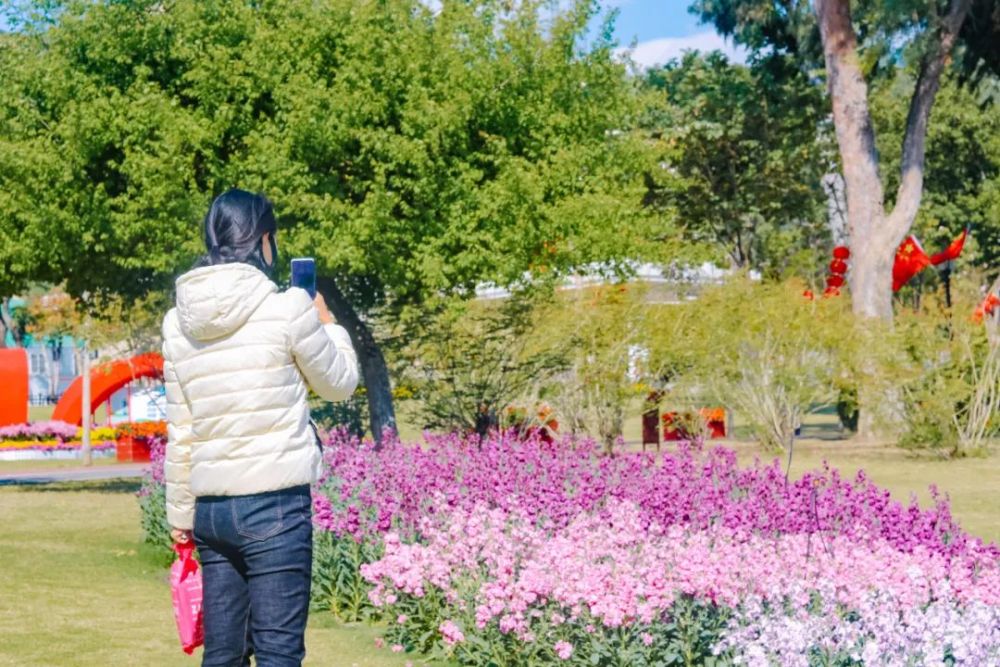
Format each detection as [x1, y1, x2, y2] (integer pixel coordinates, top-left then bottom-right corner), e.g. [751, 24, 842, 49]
[815, 0, 973, 320]
[317, 277, 397, 446]
[815, 0, 891, 318]
[815, 0, 974, 439]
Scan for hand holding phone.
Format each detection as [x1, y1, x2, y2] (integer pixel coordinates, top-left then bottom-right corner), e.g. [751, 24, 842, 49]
[313, 292, 334, 325]
[290, 257, 317, 299]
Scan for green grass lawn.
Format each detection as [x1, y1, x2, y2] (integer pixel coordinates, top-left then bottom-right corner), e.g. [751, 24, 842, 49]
[0, 480, 415, 667]
[0, 458, 124, 474]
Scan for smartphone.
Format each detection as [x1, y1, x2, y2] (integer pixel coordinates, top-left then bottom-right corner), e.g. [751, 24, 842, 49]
[290, 257, 317, 299]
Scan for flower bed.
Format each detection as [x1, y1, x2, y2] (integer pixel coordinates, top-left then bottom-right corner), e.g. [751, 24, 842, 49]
[0, 420, 116, 460]
[0, 420, 79, 442]
[140, 430, 1000, 665]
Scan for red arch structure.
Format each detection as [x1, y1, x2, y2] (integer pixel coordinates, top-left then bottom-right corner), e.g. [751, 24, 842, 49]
[52, 353, 164, 426]
[0, 348, 29, 426]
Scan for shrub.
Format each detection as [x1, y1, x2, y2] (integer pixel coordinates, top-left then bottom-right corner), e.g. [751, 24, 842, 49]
[646, 279, 851, 451]
[396, 292, 567, 437]
[895, 290, 1000, 456]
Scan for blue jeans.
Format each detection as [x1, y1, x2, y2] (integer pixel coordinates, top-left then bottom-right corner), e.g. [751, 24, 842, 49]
[193, 485, 313, 667]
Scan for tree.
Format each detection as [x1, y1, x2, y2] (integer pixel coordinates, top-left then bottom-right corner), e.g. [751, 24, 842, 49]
[641, 51, 830, 278]
[692, 0, 999, 320]
[0, 0, 668, 442]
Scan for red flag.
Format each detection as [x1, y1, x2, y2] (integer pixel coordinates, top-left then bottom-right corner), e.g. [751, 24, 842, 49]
[892, 235, 932, 292]
[930, 227, 969, 266]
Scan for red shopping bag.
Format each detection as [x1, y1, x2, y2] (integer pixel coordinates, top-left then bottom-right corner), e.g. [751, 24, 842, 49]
[170, 541, 204, 655]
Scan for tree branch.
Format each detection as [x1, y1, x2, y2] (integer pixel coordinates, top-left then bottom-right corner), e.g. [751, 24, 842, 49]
[886, 0, 974, 243]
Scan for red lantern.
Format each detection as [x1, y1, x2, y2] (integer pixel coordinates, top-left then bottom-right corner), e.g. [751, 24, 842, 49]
[833, 246, 850, 260]
[823, 286, 841, 297]
[829, 259, 848, 275]
[826, 274, 845, 288]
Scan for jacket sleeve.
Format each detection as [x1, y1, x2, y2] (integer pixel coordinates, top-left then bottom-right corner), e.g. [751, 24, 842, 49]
[162, 325, 196, 530]
[288, 288, 360, 402]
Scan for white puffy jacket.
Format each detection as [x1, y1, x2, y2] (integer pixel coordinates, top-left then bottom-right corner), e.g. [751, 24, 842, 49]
[162, 263, 359, 529]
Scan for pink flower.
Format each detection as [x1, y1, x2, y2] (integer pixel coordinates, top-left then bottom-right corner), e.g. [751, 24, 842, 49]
[554, 641, 573, 659]
[373, 637, 385, 649]
[641, 632, 654, 647]
[439, 620, 465, 646]
[396, 614, 409, 624]
[391, 644, 404, 653]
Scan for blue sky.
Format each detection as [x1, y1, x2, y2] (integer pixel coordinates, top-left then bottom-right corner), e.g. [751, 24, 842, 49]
[608, 0, 746, 66]
[612, 0, 703, 42]
[1, 1, 743, 65]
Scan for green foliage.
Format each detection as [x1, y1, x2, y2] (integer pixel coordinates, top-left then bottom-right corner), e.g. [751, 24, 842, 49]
[311, 531, 383, 621]
[138, 483, 173, 566]
[647, 279, 851, 451]
[0, 0, 670, 314]
[893, 288, 1000, 456]
[689, 0, 821, 64]
[397, 291, 567, 435]
[871, 74, 1000, 270]
[530, 284, 650, 452]
[641, 51, 830, 277]
[310, 393, 367, 438]
[380, 593, 733, 666]
[692, 0, 1000, 84]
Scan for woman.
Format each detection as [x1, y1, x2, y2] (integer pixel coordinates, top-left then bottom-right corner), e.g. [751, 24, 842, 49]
[163, 189, 359, 667]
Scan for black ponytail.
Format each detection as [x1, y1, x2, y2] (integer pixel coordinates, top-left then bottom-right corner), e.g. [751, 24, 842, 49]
[195, 189, 278, 276]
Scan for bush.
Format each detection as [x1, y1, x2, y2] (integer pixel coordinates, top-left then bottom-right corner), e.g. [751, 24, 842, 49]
[396, 292, 566, 437]
[894, 288, 1000, 456]
[528, 284, 650, 452]
[647, 279, 851, 451]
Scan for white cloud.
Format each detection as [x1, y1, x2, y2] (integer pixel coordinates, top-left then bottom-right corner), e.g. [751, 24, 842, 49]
[618, 31, 748, 69]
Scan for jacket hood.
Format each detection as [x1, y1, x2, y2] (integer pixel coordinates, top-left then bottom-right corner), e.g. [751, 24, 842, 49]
[175, 264, 277, 341]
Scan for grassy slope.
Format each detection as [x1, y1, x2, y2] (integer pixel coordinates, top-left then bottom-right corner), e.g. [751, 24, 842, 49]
[0, 480, 414, 667]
